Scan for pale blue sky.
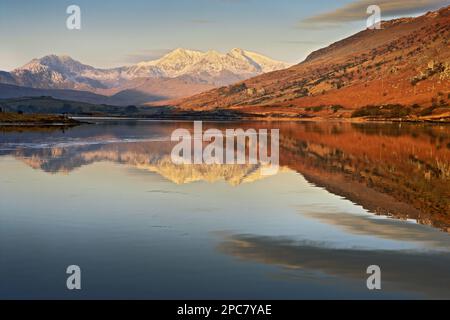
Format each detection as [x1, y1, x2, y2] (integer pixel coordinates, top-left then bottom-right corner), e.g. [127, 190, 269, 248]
[0, 0, 447, 70]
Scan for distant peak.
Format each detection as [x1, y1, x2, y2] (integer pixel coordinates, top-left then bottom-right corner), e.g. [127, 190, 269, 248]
[166, 48, 202, 56]
[170, 48, 188, 55]
[39, 54, 74, 61]
[230, 48, 245, 55]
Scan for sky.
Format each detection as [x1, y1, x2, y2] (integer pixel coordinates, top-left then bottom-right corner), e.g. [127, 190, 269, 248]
[0, 0, 448, 71]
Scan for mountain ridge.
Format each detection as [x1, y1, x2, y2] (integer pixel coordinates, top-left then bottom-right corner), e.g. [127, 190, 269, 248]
[0, 48, 288, 105]
[1, 48, 288, 94]
[177, 6, 450, 120]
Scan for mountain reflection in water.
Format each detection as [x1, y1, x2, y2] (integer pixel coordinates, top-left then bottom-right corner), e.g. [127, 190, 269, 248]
[1, 120, 450, 299]
[2, 121, 449, 231]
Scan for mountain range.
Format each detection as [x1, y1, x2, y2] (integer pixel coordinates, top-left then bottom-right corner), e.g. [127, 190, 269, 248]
[1, 5, 449, 118]
[0, 49, 289, 106]
[177, 6, 450, 120]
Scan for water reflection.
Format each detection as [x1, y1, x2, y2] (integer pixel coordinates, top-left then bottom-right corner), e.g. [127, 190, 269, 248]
[301, 210, 450, 250]
[1, 120, 450, 299]
[217, 233, 450, 299]
[1, 121, 449, 230]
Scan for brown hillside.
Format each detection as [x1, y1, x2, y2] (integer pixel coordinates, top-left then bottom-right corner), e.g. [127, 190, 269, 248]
[177, 6, 450, 120]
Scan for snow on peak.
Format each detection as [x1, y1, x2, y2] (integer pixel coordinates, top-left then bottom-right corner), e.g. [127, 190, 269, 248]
[10, 49, 290, 89]
[126, 48, 290, 80]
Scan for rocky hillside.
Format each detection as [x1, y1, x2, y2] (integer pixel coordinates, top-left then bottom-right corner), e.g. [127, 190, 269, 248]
[177, 6, 450, 121]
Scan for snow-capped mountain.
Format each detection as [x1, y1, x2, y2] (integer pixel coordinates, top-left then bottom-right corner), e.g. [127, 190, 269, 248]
[11, 55, 122, 90]
[122, 48, 289, 83]
[6, 49, 290, 91]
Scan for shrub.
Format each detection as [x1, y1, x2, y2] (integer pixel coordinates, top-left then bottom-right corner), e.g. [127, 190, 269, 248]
[229, 83, 247, 94]
[331, 105, 343, 113]
[294, 87, 309, 97]
[351, 106, 383, 118]
[387, 105, 411, 118]
[313, 105, 324, 112]
[419, 106, 435, 116]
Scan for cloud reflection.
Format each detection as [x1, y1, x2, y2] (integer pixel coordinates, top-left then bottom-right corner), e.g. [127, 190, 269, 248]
[217, 233, 450, 298]
[301, 210, 450, 250]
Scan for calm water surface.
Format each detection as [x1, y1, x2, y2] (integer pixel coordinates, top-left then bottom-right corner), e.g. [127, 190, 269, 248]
[1, 120, 449, 299]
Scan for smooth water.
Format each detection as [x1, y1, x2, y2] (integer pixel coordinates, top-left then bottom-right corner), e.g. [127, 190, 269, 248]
[1, 120, 449, 299]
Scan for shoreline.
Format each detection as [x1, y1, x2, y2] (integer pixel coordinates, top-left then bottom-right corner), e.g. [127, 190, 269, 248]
[0, 122, 81, 126]
[72, 114, 450, 124]
[0, 112, 82, 127]
[2, 112, 450, 126]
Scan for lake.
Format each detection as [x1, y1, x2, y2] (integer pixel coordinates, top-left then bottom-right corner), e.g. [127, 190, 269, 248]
[1, 120, 449, 299]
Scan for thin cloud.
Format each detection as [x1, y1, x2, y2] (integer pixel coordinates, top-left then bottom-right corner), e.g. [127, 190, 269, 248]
[298, 0, 449, 28]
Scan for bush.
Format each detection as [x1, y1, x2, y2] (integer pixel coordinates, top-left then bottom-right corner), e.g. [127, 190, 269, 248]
[351, 106, 383, 118]
[313, 105, 324, 112]
[351, 104, 410, 118]
[387, 105, 411, 118]
[331, 105, 343, 113]
[336, 81, 344, 89]
[419, 106, 435, 116]
[294, 87, 309, 97]
[229, 83, 247, 94]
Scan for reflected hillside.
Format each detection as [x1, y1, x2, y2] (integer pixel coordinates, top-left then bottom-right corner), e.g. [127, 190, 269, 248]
[1, 121, 449, 231]
[279, 122, 450, 231]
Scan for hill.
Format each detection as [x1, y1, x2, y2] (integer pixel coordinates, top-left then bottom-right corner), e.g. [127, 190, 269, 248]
[177, 6, 450, 121]
[0, 83, 163, 106]
[0, 96, 134, 116]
